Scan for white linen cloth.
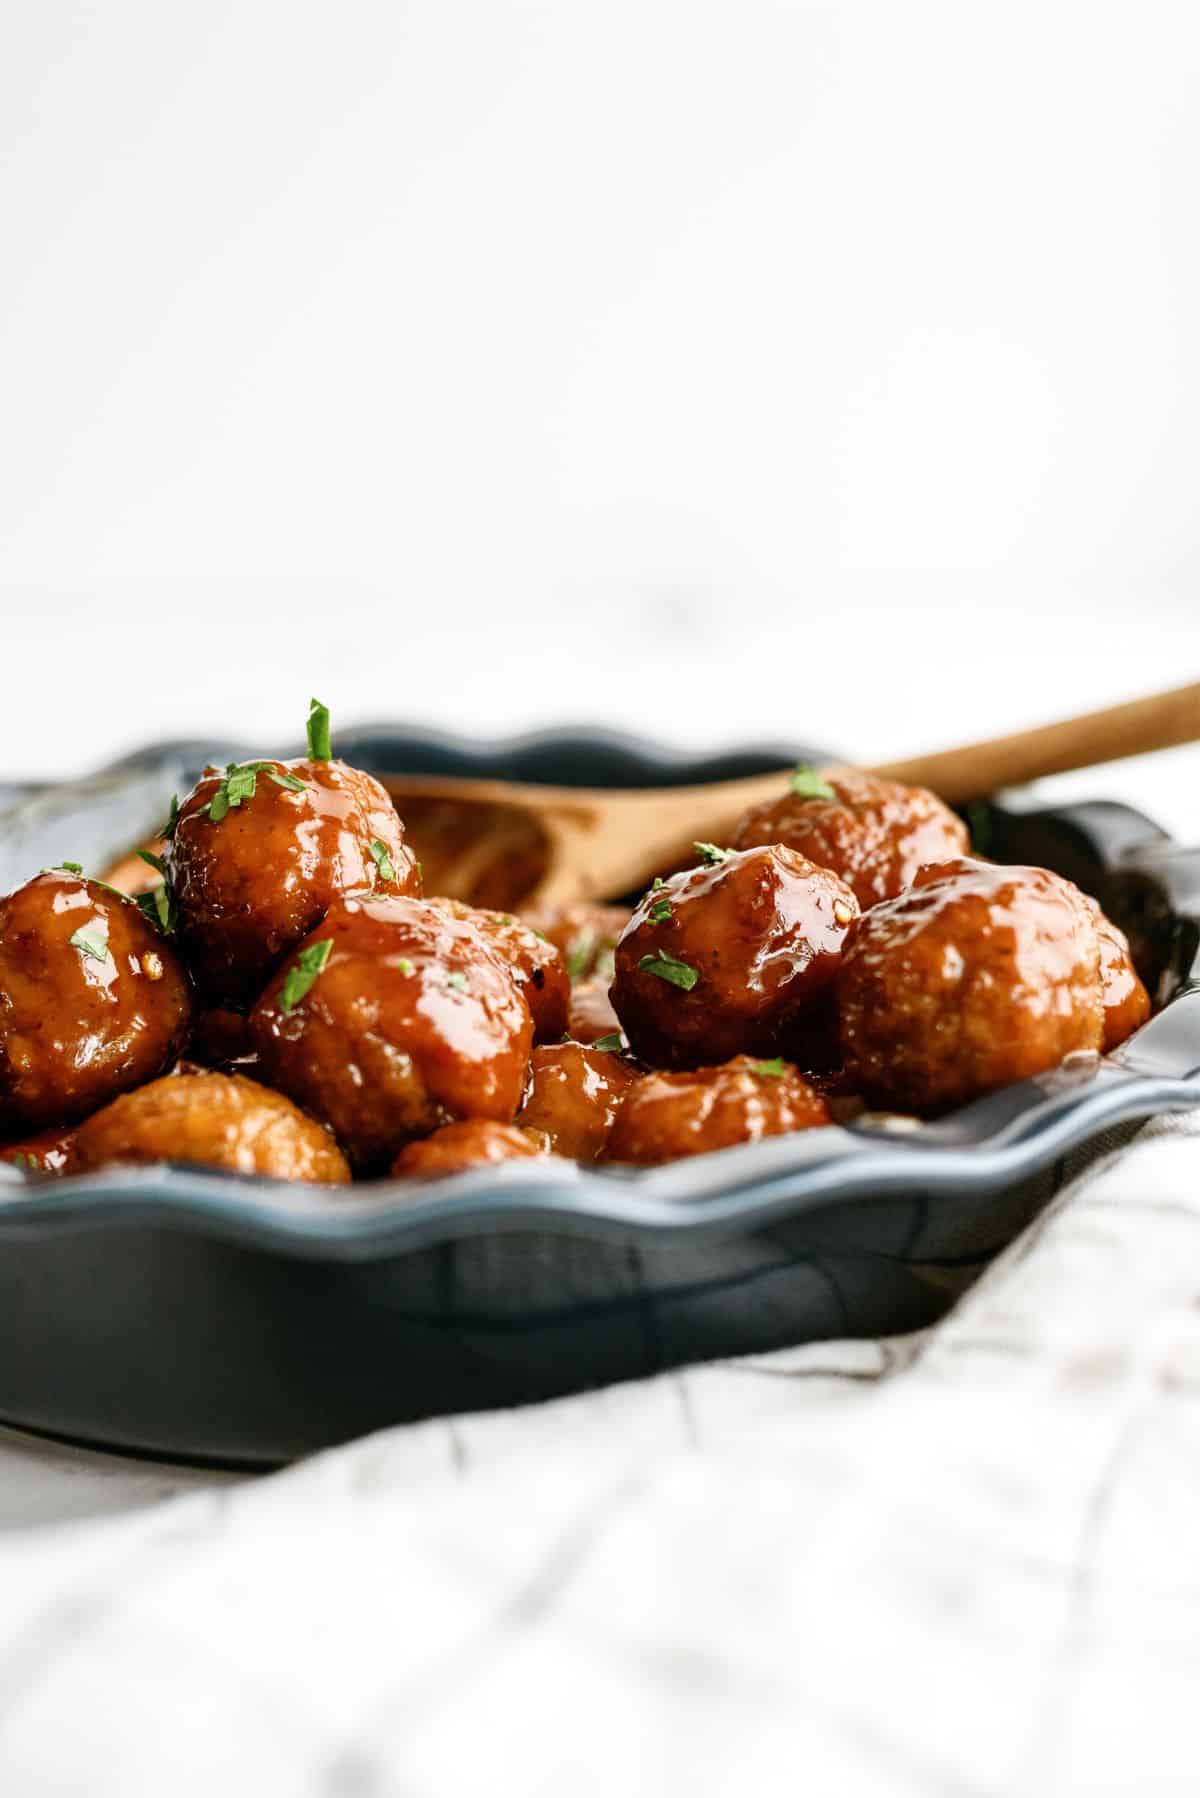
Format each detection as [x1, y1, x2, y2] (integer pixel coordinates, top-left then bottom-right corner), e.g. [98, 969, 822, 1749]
[0, 1106, 1197, 1794]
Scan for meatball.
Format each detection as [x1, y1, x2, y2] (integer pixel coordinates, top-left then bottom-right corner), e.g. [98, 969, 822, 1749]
[74, 1072, 350, 1183]
[187, 1007, 259, 1071]
[429, 899, 569, 1042]
[249, 894, 534, 1168]
[1087, 902, 1152, 1051]
[0, 1125, 78, 1175]
[391, 1119, 549, 1179]
[607, 1056, 831, 1165]
[0, 869, 192, 1132]
[732, 769, 969, 909]
[611, 845, 858, 1069]
[837, 858, 1105, 1113]
[519, 902, 629, 982]
[567, 978, 622, 1046]
[166, 755, 419, 1005]
[517, 1042, 638, 1161]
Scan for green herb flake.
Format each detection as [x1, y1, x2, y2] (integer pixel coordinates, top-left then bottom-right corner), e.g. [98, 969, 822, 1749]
[369, 839, 398, 884]
[70, 920, 110, 963]
[638, 950, 699, 992]
[694, 842, 733, 866]
[789, 765, 837, 801]
[200, 760, 308, 823]
[307, 697, 332, 762]
[565, 934, 596, 981]
[649, 899, 672, 924]
[651, 876, 666, 890]
[965, 799, 991, 855]
[750, 1057, 788, 1078]
[593, 1031, 626, 1053]
[446, 971, 468, 992]
[279, 939, 333, 1014]
[136, 883, 176, 935]
[54, 861, 84, 875]
[395, 956, 415, 976]
[137, 850, 167, 877]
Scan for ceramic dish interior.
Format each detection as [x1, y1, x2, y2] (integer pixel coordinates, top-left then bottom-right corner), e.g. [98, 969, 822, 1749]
[0, 728, 1197, 1465]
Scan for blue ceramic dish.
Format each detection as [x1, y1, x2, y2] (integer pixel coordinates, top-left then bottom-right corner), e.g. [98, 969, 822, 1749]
[0, 728, 1197, 1465]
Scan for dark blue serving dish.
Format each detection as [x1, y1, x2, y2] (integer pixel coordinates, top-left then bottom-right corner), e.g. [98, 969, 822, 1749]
[0, 728, 1198, 1466]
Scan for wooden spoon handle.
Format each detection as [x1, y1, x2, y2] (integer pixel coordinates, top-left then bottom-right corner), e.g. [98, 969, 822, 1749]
[865, 680, 1200, 806]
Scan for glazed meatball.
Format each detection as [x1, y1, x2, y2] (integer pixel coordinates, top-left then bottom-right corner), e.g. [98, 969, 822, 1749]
[607, 1056, 831, 1165]
[74, 1072, 350, 1183]
[611, 845, 858, 1069]
[519, 902, 629, 982]
[1078, 899, 1151, 1051]
[0, 870, 192, 1132]
[567, 979, 622, 1046]
[429, 899, 569, 1042]
[837, 857, 1105, 1113]
[166, 755, 419, 1005]
[517, 1042, 638, 1161]
[250, 894, 534, 1168]
[0, 1125, 78, 1175]
[391, 1119, 549, 1178]
[732, 769, 969, 909]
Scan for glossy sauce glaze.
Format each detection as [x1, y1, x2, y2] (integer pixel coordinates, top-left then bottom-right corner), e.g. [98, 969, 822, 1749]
[518, 901, 629, 982]
[428, 898, 569, 1042]
[838, 857, 1106, 1112]
[167, 757, 419, 1005]
[607, 1055, 831, 1165]
[0, 870, 192, 1131]
[391, 1118, 550, 1178]
[1085, 900, 1152, 1050]
[733, 770, 969, 909]
[517, 1041, 638, 1161]
[611, 844, 858, 1068]
[73, 1071, 350, 1182]
[250, 893, 533, 1168]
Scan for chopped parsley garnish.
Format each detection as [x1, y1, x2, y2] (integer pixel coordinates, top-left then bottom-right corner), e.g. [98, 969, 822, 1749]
[566, 934, 595, 981]
[446, 971, 468, 991]
[789, 766, 837, 801]
[136, 883, 176, 935]
[750, 1058, 788, 1078]
[395, 957, 415, 976]
[694, 842, 733, 865]
[137, 850, 167, 877]
[162, 794, 181, 840]
[651, 876, 666, 890]
[593, 1031, 626, 1053]
[369, 840, 397, 883]
[649, 899, 672, 924]
[199, 761, 308, 823]
[279, 939, 332, 1014]
[307, 697, 332, 762]
[54, 861, 83, 875]
[965, 799, 991, 854]
[70, 920, 110, 963]
[638, 950, 699, 991]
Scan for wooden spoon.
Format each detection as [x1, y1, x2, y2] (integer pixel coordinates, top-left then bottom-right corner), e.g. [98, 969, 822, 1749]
[382, 682, 1200, 909]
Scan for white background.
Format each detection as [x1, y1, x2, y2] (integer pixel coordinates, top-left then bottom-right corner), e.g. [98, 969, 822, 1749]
[1, 2, 1197, 785]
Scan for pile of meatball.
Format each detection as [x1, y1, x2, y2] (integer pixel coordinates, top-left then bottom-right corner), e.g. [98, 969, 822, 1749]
[0, 710, 1151, 1186]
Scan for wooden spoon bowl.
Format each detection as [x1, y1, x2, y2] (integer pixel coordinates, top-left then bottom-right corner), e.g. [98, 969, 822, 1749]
[385, 682, 1200, 909]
